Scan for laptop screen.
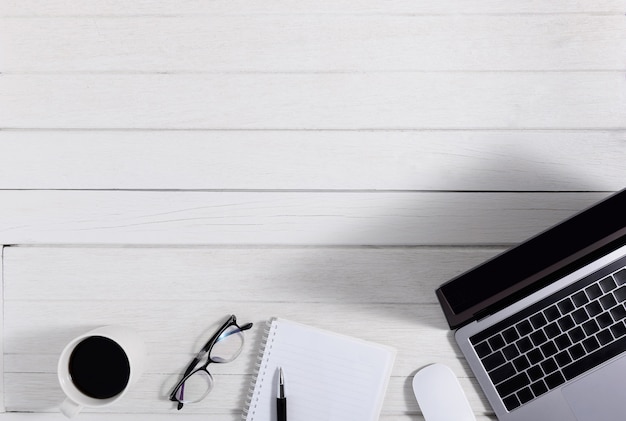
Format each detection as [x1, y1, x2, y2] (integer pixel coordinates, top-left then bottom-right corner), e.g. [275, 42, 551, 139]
[437, 189, 626, 329]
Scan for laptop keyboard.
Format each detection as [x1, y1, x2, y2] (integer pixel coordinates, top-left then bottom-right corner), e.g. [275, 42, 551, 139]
[470, 264, 626, 412]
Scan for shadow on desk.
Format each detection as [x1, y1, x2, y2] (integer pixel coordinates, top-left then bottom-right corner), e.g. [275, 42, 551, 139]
[281, 151, 607, 332]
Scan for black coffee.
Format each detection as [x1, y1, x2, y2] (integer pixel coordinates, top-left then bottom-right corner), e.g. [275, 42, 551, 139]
[68, 336, 131, 399]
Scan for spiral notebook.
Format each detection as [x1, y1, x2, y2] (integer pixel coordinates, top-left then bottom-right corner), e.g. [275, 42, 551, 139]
[243, 317, 396, 421]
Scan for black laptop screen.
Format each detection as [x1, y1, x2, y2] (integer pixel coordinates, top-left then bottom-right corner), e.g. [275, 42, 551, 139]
[436, 189, 626, 329]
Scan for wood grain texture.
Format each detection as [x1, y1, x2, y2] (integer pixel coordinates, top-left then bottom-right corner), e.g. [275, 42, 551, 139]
[2, 73, 625, 129]
[2, 0, 625, 15]
[1, 0, 624, 418]
[3, 16, 624, 72]
[2, 246, 498, 416]
[2, 246, 501, 415]
[0, 131, 624, 191]
[3, 303, 480, 413]
[3, 247, 503, 302]
[0, 191, 610, 245]
[0, 414, 494, 421]
[0, 248, 4, 412]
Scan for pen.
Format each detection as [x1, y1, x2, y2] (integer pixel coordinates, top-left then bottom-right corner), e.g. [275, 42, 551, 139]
[277, 367, 287, 421]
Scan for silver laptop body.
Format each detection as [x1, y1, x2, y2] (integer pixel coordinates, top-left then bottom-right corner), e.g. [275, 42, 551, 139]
[456, 244, 626, 420]
[436, 190, 626, 420]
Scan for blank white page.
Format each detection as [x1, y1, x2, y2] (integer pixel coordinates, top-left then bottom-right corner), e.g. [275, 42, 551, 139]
[244, 318, 396, 421]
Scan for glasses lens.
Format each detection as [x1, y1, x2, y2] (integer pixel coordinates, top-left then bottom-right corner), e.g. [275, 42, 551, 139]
[210, 325, 245, 363]
[176, 370, 213, 404]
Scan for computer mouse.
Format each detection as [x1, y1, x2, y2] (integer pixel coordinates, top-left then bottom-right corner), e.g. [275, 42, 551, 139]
[412, 363, 476, 421]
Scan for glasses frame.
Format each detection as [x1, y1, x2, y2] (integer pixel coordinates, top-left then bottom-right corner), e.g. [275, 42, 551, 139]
[169, 314, 253, 410]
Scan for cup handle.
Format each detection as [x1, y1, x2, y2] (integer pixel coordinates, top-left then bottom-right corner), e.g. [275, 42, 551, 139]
[60, 398, 83, 418]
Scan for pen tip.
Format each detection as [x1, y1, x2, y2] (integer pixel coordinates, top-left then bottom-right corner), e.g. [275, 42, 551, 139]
[278, 367, 286, 398]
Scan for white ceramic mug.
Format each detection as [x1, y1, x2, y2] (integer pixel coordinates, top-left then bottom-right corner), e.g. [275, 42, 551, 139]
[57, 325, 146, 418]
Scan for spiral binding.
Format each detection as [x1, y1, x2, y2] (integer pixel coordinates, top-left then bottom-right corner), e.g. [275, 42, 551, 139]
[242, 317, 277, 420]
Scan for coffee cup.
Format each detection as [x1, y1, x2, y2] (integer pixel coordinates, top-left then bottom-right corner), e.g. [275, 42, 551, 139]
[57, 325, 146, 417]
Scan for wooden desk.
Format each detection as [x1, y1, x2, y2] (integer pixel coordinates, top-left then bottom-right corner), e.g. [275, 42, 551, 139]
[0, 1, 624, 420]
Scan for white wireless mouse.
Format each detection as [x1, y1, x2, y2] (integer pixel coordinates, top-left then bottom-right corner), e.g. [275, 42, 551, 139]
[412, 363, 476, 421]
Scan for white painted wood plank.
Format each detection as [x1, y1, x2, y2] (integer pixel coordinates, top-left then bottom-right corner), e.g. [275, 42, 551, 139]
[3, 301, 489, 414]
[1, 0, 624, 15]
[3, 245, 492, 377]
[0, 414, 497, 421]
[1, 131, 624, 191]
[0, 246, 503, 302]
[0, 191, 610, 245]
[0, 248, 4, 412]
[0, 247, 506, 416]
[4, 372, 492, 415]
[5, 349, 472, 384]
[0, 241, 511, 418]
[2, 74, 624, 129]
[1, 301, 458, 358]
[3, 16, 624, 72]
[3, 246, 483, 379]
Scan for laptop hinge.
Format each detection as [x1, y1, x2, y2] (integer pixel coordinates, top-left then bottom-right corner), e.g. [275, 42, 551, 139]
[474, 309, 492, 323]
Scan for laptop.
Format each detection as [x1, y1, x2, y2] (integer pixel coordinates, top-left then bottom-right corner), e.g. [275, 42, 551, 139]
[436, 189, 626, 421]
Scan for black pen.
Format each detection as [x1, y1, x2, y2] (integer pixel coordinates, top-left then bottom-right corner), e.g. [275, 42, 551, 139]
[277, 367, 287, 421]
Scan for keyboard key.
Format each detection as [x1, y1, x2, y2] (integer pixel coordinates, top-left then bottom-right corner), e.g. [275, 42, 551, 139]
[528, 365, 544, 381]
[582, 319, 599, 336]
[489, 334, 506, 351]
[475, 341, 491, 358]
[517, 387, 534, 405]
[503, 343, 520, 360]
[558, 315, 575, 331]
[568, 326, 585, 343]
[545, 371, 566, 389]
[563, 335, 626, 381]
[586, 284, 602, 300]
[544, 322, 561, 338]
[531, 330, 548, 346]
[503, 394, 521, 411]
[513, 355, 531, 371]
[610, 321, 626, 338]
[544, 305, 561, 322]
[527, 348, 543, 365]
[614, 269, 626, 285]
[483, 351, 506, 371]
[600, 294, 617, 310]
[503, 327, 520, 343]
[530, 313, 548, 329]
[541, 357, 558, 374]
[614, 286, 626, 303]
[572, 291, 589, 307]
[517, 320, 533, 336]
[555, 350, 572, 366]
[530, 380, 548, 396]
[496, 372, 530, 398]
[610, 305, 626, 321]
[597, 329, 613, 346]
[586, 301, 603, 317]
[572, 308, 589, 324]
[569, 343, 585, 360]
[582, 336, 600, 353]
[555, 333, 572, 350]
[517, 337, 533, 353]
[541, 341, 558, 358]
[489, 362, 516, 385]
[597, 312, 613, 329]
[600, 276, 617, 293]
[558, 298, 575, 314]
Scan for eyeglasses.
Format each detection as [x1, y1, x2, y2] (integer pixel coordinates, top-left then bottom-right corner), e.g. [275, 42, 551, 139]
[169, 314, 253, 410]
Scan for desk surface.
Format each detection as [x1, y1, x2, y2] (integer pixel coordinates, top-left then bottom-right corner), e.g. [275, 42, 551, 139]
[1, 1, 625, 420]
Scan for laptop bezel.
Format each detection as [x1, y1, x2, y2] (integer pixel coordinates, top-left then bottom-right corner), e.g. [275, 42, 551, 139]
[455, 244, 626, 419]
[437, 189, 626, 330]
